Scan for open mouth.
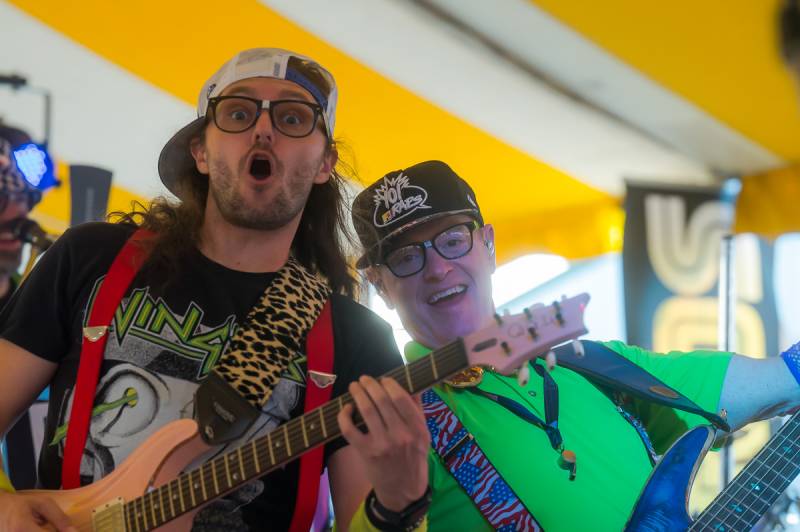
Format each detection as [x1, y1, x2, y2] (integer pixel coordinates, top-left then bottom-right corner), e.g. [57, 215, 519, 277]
[249, 157, 272, 181]
[428, 285, 467, 305]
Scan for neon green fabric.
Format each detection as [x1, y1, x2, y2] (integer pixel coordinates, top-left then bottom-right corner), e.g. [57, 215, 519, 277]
[406, 340, 732, 531]
[0, 468, 13, 493]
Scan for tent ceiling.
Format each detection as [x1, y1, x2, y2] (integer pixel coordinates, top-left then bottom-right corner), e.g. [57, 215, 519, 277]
[0, 0, 795, 261]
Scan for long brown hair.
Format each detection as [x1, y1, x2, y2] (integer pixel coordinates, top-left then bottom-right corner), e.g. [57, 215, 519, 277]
[112, 139, 358, 296]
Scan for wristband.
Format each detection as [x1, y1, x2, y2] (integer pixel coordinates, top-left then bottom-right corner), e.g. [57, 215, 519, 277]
[0, 469, 14, 493]
[781, 342, 800, 387]
[364, 487, 431, 532]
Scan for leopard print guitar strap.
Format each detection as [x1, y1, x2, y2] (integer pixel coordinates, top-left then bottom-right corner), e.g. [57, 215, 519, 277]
[213, 256, 332, 410]
[194, 255, 333, 445]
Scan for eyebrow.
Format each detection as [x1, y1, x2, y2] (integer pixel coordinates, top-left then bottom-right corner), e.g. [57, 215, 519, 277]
[224, 86, 314, 103]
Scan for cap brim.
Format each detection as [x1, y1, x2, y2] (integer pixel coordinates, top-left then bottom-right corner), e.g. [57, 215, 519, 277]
[354, 208, 480, 270]
[157, 117, 206, 198]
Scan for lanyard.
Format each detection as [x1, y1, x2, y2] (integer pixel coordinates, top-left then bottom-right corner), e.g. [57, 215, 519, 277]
[467, 363, 577, 480]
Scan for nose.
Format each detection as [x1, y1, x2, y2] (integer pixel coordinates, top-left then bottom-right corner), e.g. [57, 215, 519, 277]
[252, 107, 275, 144]
[422, 246, 453, 282]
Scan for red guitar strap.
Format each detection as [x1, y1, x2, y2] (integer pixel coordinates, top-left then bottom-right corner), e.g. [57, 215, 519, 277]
[290, 300, 334, 532]
[61, 228, 153, 489]
[62, 227, 336, 527]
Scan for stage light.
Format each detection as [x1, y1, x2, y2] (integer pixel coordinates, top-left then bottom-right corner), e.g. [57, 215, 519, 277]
[11, 143, 57, 190]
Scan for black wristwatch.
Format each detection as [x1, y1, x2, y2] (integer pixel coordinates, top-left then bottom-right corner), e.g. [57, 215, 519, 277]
[364, 486, 432, 532]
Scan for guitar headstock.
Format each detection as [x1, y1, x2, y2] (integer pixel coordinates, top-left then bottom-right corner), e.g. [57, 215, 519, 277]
[463, 293, 590, 374]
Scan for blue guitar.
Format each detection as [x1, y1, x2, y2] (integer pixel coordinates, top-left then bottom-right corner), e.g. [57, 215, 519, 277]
[625, 410, 800, 531]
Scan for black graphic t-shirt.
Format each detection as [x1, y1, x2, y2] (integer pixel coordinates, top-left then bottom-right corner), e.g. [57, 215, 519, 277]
[0, 222, 403, 530]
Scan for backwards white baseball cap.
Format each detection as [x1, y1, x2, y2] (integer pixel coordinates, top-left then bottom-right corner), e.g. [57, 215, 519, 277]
[157, 48, 338, 197]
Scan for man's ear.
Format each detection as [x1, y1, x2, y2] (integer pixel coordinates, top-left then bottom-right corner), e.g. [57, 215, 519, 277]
[314, 145, 338, 185]
[190, 136, 209, 175]
[366, 267, 394, 309]
[482, 223, 496, 274]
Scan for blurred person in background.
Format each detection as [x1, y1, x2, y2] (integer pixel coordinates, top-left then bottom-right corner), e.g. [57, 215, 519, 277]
[0, 124, 42, 309]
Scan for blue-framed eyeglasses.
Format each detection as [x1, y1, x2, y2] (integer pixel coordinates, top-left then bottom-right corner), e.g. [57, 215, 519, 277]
[379, 220, 480, 278]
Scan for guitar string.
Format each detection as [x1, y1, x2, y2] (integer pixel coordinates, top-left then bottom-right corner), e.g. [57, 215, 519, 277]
[700, 419, 800, 528]
[128, 308, 565, 524]
[692, 414, 800, 530]
[133, 327, 558, 526]
[693, 421, 800, 529]
[126, 341, 467, 526]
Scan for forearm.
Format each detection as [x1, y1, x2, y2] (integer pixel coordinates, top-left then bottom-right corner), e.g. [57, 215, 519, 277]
[718, 353, 800, 430]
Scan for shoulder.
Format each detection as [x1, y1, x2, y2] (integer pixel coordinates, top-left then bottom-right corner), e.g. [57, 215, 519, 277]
[58, 221, 136, 250]
[597, 339, 732, 382]
[30, 221, 135, 267]
[328, 294, 402, 368]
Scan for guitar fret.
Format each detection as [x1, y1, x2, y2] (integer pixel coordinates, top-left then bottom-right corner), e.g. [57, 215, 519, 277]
[219, 454, 230, 489]
[124, 503, 133, 532]
[176, 477, 185, 513]
[237, 447, 246, 480]
[139, 496, 149, 531]
[251, 439, 262, 472]
[147, 488, 157, 526]
[301, 417, 309, 448]
[267, 432, 276, 464]
[319, 408, 328, 438]
[283, 425, 292, 456]
[187, 470, 196, 507]
[404, 364, 413, 393]
[127, 502, 140, 532]
[167, 480, 176, 517]
[157, 486, 167, 524]
[430, 355, 439, 380]
[209, 461, 220, 495]
[197, 467, 208, 502]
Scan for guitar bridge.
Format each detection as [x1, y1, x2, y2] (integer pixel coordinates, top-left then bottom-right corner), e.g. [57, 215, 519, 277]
[92, 497, 127, 531]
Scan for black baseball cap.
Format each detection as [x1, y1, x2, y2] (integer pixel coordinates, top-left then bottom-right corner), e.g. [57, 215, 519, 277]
[352, 160, 483, 269]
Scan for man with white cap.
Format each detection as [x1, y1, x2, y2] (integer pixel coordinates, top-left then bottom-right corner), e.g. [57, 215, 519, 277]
[0, 49, 429, 531]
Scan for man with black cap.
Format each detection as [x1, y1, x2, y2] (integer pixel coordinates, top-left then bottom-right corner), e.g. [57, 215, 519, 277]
[352, 160, 800, 531]
[0, 49, 430, 531]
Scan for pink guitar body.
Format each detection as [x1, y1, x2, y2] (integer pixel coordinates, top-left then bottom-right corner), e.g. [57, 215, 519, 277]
[23, 419, 209, 531]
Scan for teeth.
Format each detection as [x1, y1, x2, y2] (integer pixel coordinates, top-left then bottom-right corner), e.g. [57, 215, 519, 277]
[429, 285, 466, 304]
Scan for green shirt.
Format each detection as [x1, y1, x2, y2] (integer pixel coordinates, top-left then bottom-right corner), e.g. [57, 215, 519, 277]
[406, 340, 732, 531]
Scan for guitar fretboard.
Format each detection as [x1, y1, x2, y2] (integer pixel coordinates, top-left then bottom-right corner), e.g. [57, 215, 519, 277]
[119, 339, 469, 531]
[691, 411, 800, 531]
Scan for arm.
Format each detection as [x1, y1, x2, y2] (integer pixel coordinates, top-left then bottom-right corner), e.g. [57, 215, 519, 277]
[0, 339, 75, 531]
[329, 376, 430, 531]
[718, 353, 800, 431]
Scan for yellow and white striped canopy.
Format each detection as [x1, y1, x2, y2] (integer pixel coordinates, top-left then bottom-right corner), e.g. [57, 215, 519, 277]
[1, 0, 797, 263]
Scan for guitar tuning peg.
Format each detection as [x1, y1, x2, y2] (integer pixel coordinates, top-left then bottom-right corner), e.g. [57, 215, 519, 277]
[552, 301, 564, 325]
[545, 350, 557, 372]
[572, 340, 585, 357]
[517, 363, 530, 387]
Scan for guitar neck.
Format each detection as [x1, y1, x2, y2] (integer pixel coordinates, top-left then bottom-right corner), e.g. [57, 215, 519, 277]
[691, 411, 800, 531]
[122, 339, 470, 529]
